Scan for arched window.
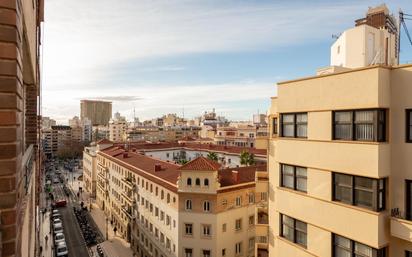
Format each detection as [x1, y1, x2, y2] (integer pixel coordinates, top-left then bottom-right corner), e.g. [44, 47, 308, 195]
[195, 178, 201, 186]
[167, 193, 170, 203]
[203, 201, 211, 212]
[161, 190, 164, 199]
[204, 178, 209, 187]
[185, 199, 192, 210]
[187, 178, 192, 186]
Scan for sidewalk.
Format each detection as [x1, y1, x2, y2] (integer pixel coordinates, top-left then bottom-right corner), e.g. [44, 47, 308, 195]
[67, 167, 133, 257]
[39, 207, 53, 257]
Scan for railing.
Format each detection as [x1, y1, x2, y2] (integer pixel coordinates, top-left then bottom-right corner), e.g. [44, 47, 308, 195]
[23, 144, 34, 194]
[391, 208, 407, 220]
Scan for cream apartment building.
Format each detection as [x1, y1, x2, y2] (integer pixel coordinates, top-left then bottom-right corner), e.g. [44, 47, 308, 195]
[268, 64, 412, 257]
[95, 140, 268, 257]
[83, 144, 97, 198]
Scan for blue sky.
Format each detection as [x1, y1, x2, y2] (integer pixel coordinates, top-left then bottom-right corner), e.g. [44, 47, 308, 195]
[42, 0, 412, 123]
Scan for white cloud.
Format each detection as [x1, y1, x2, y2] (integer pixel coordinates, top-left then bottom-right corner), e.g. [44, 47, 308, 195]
[42, 0, 408, 122]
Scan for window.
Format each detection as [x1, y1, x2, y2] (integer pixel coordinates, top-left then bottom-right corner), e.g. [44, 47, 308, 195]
[167, 193, 170, 203]
[185, 199, 192, 210]
[222, 223, 226, 232]
[202, 250, 211, 257]
[235, 242, 242, 255]
[203, 201, 211, 212]
[204, 178, 209, 187]
[406, 180, 412, 220]
[235, 219, 242, 231]
[280, 113, 307, 138]
[333, 173, 386, 211]
[272, 117, 278, 135]
[407, 109, 412, 142]
[261, 192, 268, 201]
[248, 237, 255, 249]
[235, 196, 242, 207]
[407, 251, 412, 257]
[185, 224, 193, 235]
[333, 109, 386, 142]
[280, 164, 307, 192]
[222, 249, 226, 256]
[187, 178, 192, 186]
[184, 248, 193, 257]
[195, 178, 201, 186]
[333, 234, 386, 257]
[202, 225, 211, 237]
[248, 193, 255, 204]
[249, 215, 254, 226]
[280, 214, 307, 248]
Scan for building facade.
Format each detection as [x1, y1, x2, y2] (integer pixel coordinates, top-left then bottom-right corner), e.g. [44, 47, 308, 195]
[80, 100, 112, 126]
[83, 144, 97, 198]
[0, 0, 44, 256]
[95, 141, 267, 257]
[268, 64, 412, 257]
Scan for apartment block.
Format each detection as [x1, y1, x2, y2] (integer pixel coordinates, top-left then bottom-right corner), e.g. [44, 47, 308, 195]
[80, 100, 112, 126]
[268, 64, 412, 257]
[0, 0, 44, 256]
[83, 144, 97, 198]
[95, 141, 267, 257]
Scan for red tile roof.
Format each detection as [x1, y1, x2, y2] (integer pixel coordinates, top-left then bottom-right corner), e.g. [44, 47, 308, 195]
[218, 164, 266, 188]
[99, 146, 265, 192]
[178, 156, 221, 171]
[99, 146, 180, 191]
[112, 142, 266, 156]
[97, 139, 113, 145]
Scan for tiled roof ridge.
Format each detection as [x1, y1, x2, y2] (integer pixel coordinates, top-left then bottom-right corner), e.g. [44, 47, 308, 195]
[178, 156, 221, 171]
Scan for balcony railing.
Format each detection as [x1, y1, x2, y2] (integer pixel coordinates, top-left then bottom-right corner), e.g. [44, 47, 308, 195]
[121, 206, 134, 219]
[257, 211, 268, 225]
[23, 144, 35, 194]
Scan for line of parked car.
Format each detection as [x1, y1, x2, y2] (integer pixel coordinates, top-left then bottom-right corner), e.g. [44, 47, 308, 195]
[51, 209, 69, 257]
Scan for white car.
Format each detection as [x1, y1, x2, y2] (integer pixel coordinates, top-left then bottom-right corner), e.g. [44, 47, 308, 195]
[53, 223, 63, 234]
[52, 209, 59, 215]
[55, 242, 68, 257]
[54, 232, 65, 245]
[52, 213, 61, 220]
[52, 218, 62, 227]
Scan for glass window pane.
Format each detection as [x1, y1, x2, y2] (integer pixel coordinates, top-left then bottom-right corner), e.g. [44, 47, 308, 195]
[355, 111, 374, 123]
[335, 248, 352, 257]
[355, 189, 373, 208]
[354, 242, 374, 257]
[296, 113, 307, 123]
[282, 114, 294, 123]
[355, 177, 373, 189]
[282, 165, 294, 175]
[297, 124, 307, 138]
[296, 167, 307, 192]
[335, 124, 352, 140]
[355, 111, 375, 141]
[282, 225, 294, 242]
[334, 235, 351, 248]
[296, 230, 307, 247]
[295, 220, 306, 232]
[282, 215, 294, 226]
[282, 124, 294, 137]
[282, 165, 294, 188]
[334, 174, 352, 203]
[335, 112, 352, 123]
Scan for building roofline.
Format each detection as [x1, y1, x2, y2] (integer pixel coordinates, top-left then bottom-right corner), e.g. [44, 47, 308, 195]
[277, 63, 412, 86]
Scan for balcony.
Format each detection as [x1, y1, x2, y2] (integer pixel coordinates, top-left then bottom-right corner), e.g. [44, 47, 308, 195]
[122, 190, 133, 203]
[390, 208, 412, 242]
[122, 177, 134, 189]
[255, 171, 268, 193]
[257, 209, 269, 225]
[122, 206, 134, 219]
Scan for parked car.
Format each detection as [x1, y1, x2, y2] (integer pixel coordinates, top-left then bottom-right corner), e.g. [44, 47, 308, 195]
[52, 213, 61, 220]
[52, 209, 59, 215]
[53, 178, 59, 184]
[52, 218, 62, 227]
[55, 241, 68, 257]
[54, 232, 65, 245]
[53, 223, 63, 234]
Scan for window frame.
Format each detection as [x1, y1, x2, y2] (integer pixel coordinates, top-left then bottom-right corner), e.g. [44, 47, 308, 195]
[272, 117, 278, 135]
[280, 214, 307, 248]
[280, 164, 307, 193]
[280, 113, 308, 138]
[332, 234, 387, 257]
[332, 173, 386, 212]
[332, 109, 386, 142]
[406, 109, 412, 143]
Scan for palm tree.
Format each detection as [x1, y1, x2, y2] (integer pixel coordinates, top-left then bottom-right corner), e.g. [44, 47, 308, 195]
[240, 151, 255, 166]
[207, 152, 218, 162]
